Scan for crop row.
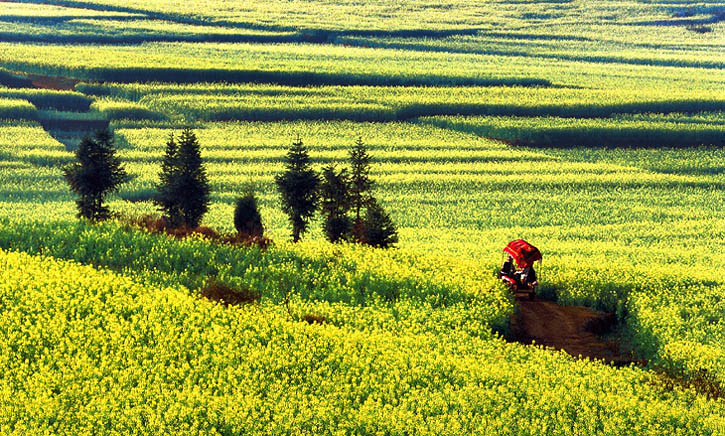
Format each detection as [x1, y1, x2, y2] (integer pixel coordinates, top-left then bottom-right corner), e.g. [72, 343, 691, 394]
[0, 218, 510, 325]
[2, 119, 722, 233]
[76, 83, 725, 123]
[0, 18, 303, 45]
[423, 115, 725, 147]
[1, 40, 722, 90]
[7, 0, 691, 33]
[0, 42, 551, 87]
[339, 32, 725, 69]
[0, 98, 36, 120]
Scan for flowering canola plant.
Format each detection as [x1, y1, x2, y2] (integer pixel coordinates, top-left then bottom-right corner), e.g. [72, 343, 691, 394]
[0, 249, 723, 435]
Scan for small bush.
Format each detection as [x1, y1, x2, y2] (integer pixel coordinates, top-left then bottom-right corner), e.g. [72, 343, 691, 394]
[360, 200, 398, 249]
[125, 214, 272, 249]
[324, 216, 353, 243]
[234, 191, 264, 238]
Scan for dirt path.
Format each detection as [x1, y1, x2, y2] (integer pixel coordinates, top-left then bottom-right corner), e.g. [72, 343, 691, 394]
[510, 294, 639, 366]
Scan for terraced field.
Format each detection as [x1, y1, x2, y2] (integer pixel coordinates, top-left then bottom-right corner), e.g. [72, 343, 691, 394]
[0, 0, 723, 434]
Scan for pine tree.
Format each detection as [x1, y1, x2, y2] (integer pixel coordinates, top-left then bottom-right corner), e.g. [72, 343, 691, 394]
[176, 127, 210, 228]
[155, 133, 183, 225]
[349, 137, 373, 238]
[275, 137, 320, 242]
[63, 129, 127, 221]
[361, 199, 398, 248]
[320, 165, 352, 243]
[234, 190, 264, 238]
[155, 128, 209, 228]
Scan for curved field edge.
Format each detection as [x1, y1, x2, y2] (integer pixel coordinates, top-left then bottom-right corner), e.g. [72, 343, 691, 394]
[0, 42, 552, 88]
[78, 82, 725, 123]
[1, 218, 723, 390]
[0, 218, 512, 335]
[0, 248, 723, 435]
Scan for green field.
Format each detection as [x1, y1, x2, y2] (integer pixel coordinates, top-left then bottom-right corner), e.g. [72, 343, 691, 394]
[0, 0, 723, 434]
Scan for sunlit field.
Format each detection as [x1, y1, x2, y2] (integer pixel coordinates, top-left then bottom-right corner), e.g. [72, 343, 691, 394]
[0, 0, 723, 433]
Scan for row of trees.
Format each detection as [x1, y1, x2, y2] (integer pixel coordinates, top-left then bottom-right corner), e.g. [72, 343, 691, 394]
[276, 137, 397, 247]
[63, 128, 397, 248]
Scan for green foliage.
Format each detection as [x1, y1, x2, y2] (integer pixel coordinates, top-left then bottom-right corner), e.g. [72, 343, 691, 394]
[275, 137, 320, 242]
[361, 199, 399, 249]
[0, 88, 91, 111]
[155, 127, 210, 228]
[79, 83, 725, 123]
[62, 129, 127, 221]
[92, 98, 166, 121]
[0, 98, 37, 120]
[349, 137, 374, 226]
[320, 164, 352, 243]
[0, 219, 494, 312]
[1, 248, 720, 435]
[0, 0, 724, 430]
[234, 190, 264, 237]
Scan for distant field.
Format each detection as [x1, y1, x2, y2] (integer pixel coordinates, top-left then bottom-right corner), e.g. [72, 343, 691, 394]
[0, 0, 723, 433]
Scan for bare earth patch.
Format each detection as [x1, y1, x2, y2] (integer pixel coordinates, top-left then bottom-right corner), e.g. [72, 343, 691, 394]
[509, 294, 640, 366]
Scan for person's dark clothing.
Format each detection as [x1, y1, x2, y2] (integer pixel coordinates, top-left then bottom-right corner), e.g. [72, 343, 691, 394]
[500, 259, 514, 278]
[521, 266, 537, 286]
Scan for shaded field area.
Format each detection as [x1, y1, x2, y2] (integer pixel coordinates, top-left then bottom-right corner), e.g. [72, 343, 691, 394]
[424, 114, 725, 147]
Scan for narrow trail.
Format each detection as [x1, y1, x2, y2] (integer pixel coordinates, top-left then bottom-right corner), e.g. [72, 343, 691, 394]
[510, 294, 640, 366]
[509, 295, 724, 399]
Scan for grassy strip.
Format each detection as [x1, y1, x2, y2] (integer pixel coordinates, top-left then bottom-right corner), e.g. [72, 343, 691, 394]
[0, 88, 92, 111]
[91, 98, 167, 121]
[66, 67, 550, 87]
[0, 98, 37, 120]
[78, 83, 725, 122]
[423, 115, 725, 147]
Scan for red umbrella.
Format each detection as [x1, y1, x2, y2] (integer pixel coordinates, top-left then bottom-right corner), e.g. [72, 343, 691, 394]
[503, 239, 542, 268]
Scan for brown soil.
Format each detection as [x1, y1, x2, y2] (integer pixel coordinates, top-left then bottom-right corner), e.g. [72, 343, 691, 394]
[302, 313, 328, 325]
[200, 280, 261, 307]
[124, 214, 273, 250]
[510, 293, 642, 366]
[26, 73, 79, 91]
